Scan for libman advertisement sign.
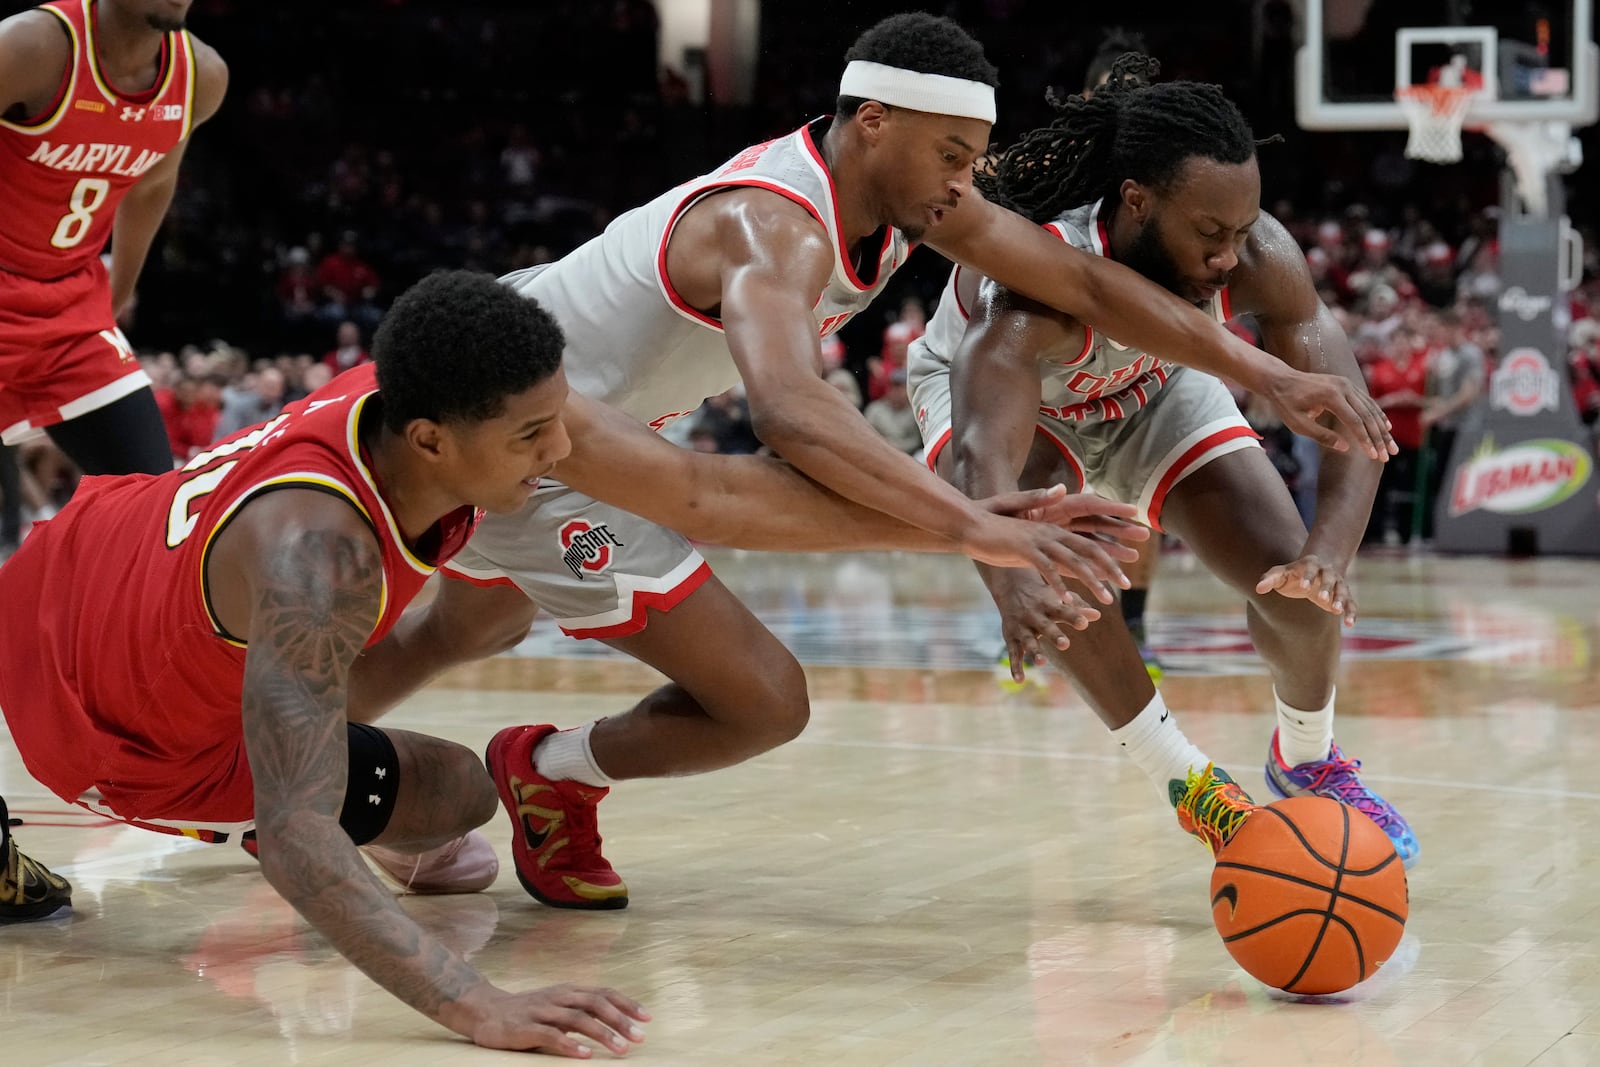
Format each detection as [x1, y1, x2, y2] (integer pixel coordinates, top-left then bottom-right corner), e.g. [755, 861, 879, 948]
[1448, 438, 1592, 517]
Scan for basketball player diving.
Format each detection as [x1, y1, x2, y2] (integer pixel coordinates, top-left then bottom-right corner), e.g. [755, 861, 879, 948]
[0, 0, 227, 474]
[909, 53, 1418, 867]
[0, 270, 1154, 1051]
[342, 14, 1399, 910]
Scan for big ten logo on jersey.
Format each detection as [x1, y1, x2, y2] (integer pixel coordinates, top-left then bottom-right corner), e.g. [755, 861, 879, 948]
[560, 520, 624, 579]
[117, 104, 182, 122]
[720, 139, 776, 174]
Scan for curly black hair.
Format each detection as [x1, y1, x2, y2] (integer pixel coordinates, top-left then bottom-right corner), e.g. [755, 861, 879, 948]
[374, 270, 564, 432]
[1083, 29, 1148, 93]
[976, 53, 1269, 225]
[836, 13, 999, 117]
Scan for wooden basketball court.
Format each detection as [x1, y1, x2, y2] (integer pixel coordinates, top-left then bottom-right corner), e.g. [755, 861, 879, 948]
[4, 547, 1598, 1065]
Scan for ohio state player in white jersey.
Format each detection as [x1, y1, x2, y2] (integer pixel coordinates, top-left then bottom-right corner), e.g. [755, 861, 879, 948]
[917, 54, 1418, 867]
[348, 16, 1397, 910]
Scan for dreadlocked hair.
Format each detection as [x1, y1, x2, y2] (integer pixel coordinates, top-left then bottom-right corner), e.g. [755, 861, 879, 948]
[976, 53, 1272, 225]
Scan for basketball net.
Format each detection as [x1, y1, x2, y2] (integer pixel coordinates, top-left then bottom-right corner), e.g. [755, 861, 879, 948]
[1396, 84, 1479, 163]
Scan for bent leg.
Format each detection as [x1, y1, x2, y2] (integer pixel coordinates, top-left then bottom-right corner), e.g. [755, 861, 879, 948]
[1158, 446, 1339, 712]
[589, 575, 810, 778]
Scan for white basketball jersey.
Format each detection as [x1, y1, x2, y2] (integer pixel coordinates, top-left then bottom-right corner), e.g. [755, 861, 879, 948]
[502, 118, 913, 431]
[909, 198, 1232, 423]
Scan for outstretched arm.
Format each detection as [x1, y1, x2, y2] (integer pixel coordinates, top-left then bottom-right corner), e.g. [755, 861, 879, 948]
[949, 282, 1129, 670]
[663, 188, 1136, 596]
[108, 40, 228, 316]
[926, 194, 1396, 460]
[555, 390, 1144, 572]
[1231, 214, 1381, 623]
[220, 489, 644, 1055]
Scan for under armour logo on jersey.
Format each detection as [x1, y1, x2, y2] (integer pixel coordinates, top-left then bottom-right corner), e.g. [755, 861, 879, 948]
[374, 766, 387, 778]
[368, 794, 382, 806]
[119, 106, 147, 122]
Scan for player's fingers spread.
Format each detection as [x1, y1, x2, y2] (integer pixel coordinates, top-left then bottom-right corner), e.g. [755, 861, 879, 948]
[548, 1008, 632, 1055]
[565, 992, 650, 1043]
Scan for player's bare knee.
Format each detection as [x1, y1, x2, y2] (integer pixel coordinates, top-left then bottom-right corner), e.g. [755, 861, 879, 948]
[760, 651, 811, 745]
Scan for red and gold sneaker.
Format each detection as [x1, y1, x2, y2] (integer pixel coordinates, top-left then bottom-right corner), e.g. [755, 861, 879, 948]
[484, 724, 627, 910]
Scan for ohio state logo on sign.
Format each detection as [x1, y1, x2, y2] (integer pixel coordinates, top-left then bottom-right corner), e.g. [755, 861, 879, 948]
[560, 520, 624, 579]
[1490, 348, 1560, 416]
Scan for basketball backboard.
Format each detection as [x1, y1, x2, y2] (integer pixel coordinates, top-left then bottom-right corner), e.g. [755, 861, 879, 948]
[1297, 0, 1597, 131]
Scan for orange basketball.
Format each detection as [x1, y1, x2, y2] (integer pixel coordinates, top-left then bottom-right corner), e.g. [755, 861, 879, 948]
[1210, 796, 1409, 995]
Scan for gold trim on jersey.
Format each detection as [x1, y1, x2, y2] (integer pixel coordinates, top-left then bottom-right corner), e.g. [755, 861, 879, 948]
[197, 472, 391, 647]
[81, 0, 180, 107]
[345, 394, 438, 577]
[178, 30, 195, 140]
[0, 5, 79, 134]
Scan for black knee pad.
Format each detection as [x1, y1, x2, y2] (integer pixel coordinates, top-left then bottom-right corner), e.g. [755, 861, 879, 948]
[339, 722, 400, 845]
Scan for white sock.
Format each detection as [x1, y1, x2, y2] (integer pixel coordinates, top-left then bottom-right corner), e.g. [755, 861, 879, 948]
[533, 721, 617, 786]
[1109, 693, 1211, 798]
[1274, 688, 1335, 767]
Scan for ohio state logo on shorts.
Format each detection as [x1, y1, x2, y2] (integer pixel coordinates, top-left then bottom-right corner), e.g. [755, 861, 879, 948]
[560, 520, 625, 579]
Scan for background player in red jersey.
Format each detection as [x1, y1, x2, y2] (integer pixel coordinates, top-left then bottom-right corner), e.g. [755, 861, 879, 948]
[0, 269, 1142, 1050]
[0, 0, 226, 474]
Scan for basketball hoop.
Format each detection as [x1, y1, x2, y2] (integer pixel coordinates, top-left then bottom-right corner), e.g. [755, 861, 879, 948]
[1396, 84, 1479, 163]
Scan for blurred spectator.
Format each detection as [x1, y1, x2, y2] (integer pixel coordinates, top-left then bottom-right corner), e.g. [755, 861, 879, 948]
[316, 232, 382, 331]
[867, 297, 926, 402]
[323, 321, 370, 374]
[277, 246, 318, 328]
[156, 375, 223, 463]
[1363, 327, 1429, 544]
[1570, 318, 1600, 441]
[691, 387, 761, 455]
[216, 367, 288, 439]
[1419, 310, 1486, 540]
[864, 368, 921, 454]
[824, 367, 863, 410]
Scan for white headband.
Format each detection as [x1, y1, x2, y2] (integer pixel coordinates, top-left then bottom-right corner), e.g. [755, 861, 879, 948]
[838, 60, 996, 124]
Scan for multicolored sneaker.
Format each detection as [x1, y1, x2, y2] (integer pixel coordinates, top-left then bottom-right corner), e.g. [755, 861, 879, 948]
[1, 797, 72, 923]
[1265, 732, 1420, 869]
[1171, 763, 1259, 856]
[365, 830, 500, 895]
[485, 724, 628, 910]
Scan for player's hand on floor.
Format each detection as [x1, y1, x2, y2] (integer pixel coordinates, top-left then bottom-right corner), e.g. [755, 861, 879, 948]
[985, 568, 1102, 682]
[1260, 367, 1397, 461]
[1255, 554, 1357, 626]
[960, 508, 1136, 605]
[460, 983, 650, 1057]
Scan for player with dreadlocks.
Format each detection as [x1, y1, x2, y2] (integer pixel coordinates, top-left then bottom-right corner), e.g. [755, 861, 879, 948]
[907, 54, 1419, 867]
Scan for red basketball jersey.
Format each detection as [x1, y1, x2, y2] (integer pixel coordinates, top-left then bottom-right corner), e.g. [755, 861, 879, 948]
[0, 0, 196, 279]
[0, 364, 479, 826]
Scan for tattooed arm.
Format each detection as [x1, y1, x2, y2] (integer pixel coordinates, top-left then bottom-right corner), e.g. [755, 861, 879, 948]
[210, 489, 646, 1055]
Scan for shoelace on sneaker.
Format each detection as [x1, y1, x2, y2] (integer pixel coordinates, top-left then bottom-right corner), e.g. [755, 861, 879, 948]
[1294, 753, 1395, 829]
[1176, 763, 1257, 851]
[558, 787, 606, 864]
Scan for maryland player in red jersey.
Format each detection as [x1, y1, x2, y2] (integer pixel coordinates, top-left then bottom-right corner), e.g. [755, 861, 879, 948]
[0, 0, 227, 473]
[0, 270, 1144, 1049]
